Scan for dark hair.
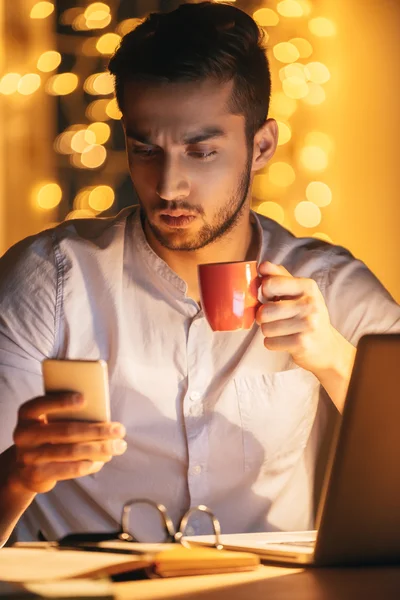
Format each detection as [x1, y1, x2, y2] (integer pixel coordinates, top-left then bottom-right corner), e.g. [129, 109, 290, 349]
[108, 1, 271, 142]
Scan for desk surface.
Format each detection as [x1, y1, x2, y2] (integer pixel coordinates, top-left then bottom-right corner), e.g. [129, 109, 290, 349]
[114, 564, 400, 600]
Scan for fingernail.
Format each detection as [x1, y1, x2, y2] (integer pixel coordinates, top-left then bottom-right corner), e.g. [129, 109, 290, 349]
[111, 423, 126, 437]
[89, 461, 105, 472]
[112, 439, 127, 455]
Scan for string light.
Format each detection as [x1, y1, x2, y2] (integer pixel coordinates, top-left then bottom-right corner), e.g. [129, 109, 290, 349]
[70, 129, 97, 153]
[30, 2, 54, 19]
[257, 201, 285, 225]
[35, 183, 62, 209]
[17, 74, 41, 95]
[96, 33, 121, 55]
[37, 51, 61, 73]
[84, 72, 114, 95]
[106, 99, 122, 120]
[277, 1, 304, 18]
[46, 73, 79, 95]
[0, 73, 21, 95]
[252, 8, 279, 27]
[294, 201, 321, 227]
[308, 17, 336, 37]
[80, 144, 107, 168]
[84, 2, 111, 30]
[88, 185, 115, 211]
[87, 122, 111, 145]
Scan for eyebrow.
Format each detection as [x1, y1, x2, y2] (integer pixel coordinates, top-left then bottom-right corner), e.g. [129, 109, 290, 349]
[125, 126, 227, 145]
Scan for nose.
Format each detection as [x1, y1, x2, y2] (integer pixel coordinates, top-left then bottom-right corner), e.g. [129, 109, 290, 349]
[156, 154, 190, 201]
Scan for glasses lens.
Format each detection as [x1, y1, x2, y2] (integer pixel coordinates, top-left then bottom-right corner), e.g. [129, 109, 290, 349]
[124, 500, 173, 543]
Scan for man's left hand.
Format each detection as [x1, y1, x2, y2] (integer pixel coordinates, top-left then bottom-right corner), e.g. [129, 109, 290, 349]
[256, 261, 353, 378]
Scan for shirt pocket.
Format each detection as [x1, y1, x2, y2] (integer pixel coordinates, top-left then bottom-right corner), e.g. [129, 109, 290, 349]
[234, 367, 320, 473]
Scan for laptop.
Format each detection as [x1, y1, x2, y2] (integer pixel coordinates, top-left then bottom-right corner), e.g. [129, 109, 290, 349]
[185, 334, 400, 566]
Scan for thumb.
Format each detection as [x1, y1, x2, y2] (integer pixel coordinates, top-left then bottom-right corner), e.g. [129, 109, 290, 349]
[258, 261, 292, 277]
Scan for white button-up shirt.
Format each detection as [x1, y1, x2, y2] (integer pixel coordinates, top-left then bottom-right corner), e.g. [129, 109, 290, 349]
[0, 207, 399, 542]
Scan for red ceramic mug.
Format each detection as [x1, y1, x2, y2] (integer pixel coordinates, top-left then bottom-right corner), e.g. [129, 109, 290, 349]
[198, 260, 261, 332]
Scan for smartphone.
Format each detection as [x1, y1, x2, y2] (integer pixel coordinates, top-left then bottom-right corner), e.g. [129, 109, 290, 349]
[42, 359, 111, 422]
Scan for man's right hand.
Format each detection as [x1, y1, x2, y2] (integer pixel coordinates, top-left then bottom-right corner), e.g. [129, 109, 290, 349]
[9, 392, 127, 494]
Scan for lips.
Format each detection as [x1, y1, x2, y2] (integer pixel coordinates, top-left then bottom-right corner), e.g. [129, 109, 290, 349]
[159, 210, 197, 218]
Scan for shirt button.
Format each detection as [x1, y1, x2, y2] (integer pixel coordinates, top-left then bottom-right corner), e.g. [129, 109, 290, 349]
[192, 465, 202, 475]
[189, 391, 201, 402]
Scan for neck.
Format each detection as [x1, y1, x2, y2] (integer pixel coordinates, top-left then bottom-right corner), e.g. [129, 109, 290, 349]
[143, 209, 259, 303]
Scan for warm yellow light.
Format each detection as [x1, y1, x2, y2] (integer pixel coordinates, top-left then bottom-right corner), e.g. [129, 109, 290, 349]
[88, 185, 115, 211]
[37, 50, 61, 73]
[96, 33, 121, 55]
[35, 183, 62, 209]
[72, 14, 90, 31]
[299, 146, 328, 172]
[268, 162, 295, 187]
[306, 182, 332, 207]
[86, 13, 111, 30]
[269, 92, 297, 120]
[54, 131, 76, 154]
[81, 144, 107, 168]
[87, 122, 111, 145]
[106, 98, 122, 120]
[273, 42, 299, 64]
[70, 153, 85, 169]
[305, 132, 333, 155]
[116, 18, 143, 36]
[277, 0, 303, 18]
[0, 73, 21, 95]
[86, 99, 110, 121]
[71, 130, 97, 153]
[277, 121, 292, 146]
[303, 82, 326, 105]
[289, 38, 313, 58]
[84, 2, 110, 18]
[17, 74, 41, 95]
[313, 232, 333, 243]
[257, 201, 285, 225]
[294, 201, 321, 228]
[297, 0, 312, 16]
[306, 62, 331, 84]
[84, 72, 114, 95]
[279, 63, 307, 82]
[30, 1, 54, 19]
[46, 73, 79, 95]
[252, 174, 269, 199]
[309, 17, 336, 37]
[253, 8, 279, 26]
[282, 76, 308, 99]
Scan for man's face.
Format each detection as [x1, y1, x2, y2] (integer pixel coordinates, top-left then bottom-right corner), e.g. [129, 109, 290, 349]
[122, 78, 253, 251]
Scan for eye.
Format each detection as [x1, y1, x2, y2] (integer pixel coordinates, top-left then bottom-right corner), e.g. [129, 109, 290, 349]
[131, 146, 160, 158]
[188, 150, 218, 160]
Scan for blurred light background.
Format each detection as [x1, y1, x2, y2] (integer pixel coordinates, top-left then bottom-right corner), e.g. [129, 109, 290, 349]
[0, 0, 399, 300]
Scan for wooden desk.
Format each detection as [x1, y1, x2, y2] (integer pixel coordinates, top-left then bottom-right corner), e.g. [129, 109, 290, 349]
[114, 564, 400, 600]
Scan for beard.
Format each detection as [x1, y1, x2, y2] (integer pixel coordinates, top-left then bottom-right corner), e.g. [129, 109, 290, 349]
[140, 151, 253, 252]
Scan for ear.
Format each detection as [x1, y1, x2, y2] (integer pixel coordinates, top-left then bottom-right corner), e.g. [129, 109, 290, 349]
[251, 118, 278, 172]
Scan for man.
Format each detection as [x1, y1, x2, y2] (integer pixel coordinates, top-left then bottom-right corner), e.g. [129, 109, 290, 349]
[0, 2, 399, 545]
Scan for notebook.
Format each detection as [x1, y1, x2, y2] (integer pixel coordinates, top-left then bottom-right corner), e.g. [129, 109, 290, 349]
[185, 334, 400, 566]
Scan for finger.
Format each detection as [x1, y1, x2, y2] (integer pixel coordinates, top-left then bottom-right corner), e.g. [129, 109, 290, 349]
[263, 333, 300, 352]
[17, 460, 106, 494]
[256, 296, 314, 324]
[261, 315, 309, 339]
[14, 421, 126, 448]
[20, 439, 127, 465]
[261, 276, 316, 300]
[18, 393, 84, 422]
[258, 261, 292, 277]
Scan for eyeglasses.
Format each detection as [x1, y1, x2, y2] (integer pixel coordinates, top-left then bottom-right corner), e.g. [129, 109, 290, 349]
[39, 498, 223, 552]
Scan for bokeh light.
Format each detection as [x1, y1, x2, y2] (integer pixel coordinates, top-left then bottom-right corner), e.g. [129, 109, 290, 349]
[294, 201, 321, 227]
[289, 38, 313, 58]
[279, 63, 308, 82]
[269, 92, 297, 119]
[309, 17, 337, 37]
[17, 74, 41, 95]
[253, 8, 279, 27]
[87, 122, 111, 145]
[306, 182, 332, 207]
[80, 144, 107, 168]
[71, 129, 97, 153]
[306, 62, 331, 84]
[257, 201, 285, 225]
[252, 174, 269, 199]
[273, 42, 299, 64]
[0, 73, 21, 95]
[46, 73, 78, 95]
[86, 99, 110, 121]
[88, 185, 115, 211]
[303, 82, 326, 105]
[84, 72, 114, 95]
[106, 98, 122, 120]
[277, 121, 292, 146]
[30, 2, 54, 19]
[268, 162, 296, 187]
[35, 183, 62, 209]
[96, 33, 121, 55]
[116, 18, 143, 36]
[37, 51, 61, 73]
[299, 146, 329, 171]
[313, 232, 333, 243]
[282, 76, 309, 99]
[277, 1, 304, 18]
[84, 2, 111, 29]
[305, 132, 334, 155]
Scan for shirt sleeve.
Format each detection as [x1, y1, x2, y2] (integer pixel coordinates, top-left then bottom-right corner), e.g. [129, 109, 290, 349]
[321, 245, 400, 346]
[0, 231, 59, 454]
